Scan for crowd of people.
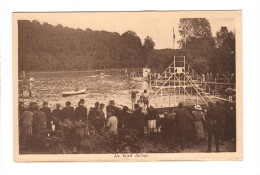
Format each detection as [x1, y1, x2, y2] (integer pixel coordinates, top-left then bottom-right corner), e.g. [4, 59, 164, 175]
[18, 97, 236, 153]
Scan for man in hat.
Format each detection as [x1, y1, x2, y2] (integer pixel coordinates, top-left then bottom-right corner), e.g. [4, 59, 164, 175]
[205, 102, 220, 152]
[61, 101, 75, 121]
[52, 103, 62, 130]
[40, 101, 52, 129]
[98, 103, 106, 123]
[92, 103, 106, 130]
[88, 102, 100, 124]
[32, 105, 47, 135]
[75, 99, 88, 122]
[173, 102, 194, 150]
[52, 103, 61, 120]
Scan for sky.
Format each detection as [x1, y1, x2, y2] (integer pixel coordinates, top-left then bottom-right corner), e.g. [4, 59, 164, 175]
[17, 12, 236, 49]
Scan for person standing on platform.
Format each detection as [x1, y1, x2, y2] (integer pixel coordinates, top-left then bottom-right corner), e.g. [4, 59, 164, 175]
[205, 102, 220, 152]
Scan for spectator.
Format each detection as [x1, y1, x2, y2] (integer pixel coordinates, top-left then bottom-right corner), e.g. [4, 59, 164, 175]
[52, 103, 62, 130]
[193, 105, 205, 144]
[40, 101, 52, 129]
[61, 101, 75, 121]
[21, 105, 34, 135]
[32, 105, 47, 135]
[205, 102, 220, 152]
[75, 99, 87, 121]
[107, 111, 118, 135]
[173, 102, 194, 150]
[132, 104, 144, 138]
[88, 102, 100, 123]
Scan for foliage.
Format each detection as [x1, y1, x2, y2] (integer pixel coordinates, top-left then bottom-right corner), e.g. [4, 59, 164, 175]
[18, 19, 236, 75]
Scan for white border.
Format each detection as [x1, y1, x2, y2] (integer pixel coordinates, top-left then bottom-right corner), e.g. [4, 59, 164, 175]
[1, 0, 260, 175]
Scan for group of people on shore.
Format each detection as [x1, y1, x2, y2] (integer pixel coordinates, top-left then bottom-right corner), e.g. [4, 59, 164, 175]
[161, 101, 236, 152]
[19, 97, 236, 153]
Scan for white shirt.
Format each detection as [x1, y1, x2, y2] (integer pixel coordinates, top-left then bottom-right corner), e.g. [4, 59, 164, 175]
[107, 116, 118, 135]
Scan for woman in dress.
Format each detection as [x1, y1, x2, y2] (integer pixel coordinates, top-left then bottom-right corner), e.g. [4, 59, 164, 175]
[193, 105, 205, 144]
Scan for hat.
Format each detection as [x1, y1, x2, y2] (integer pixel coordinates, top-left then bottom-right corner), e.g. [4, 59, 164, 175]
[194, 105, 202, 111]
[123, 106, 128, 111]
[178, 102, 184, 108]
[65, 101, 71, 106]
[208, 102, 213, 107]
[95, 101, 100, 107]
[109, 100, 115, 105]
[43, 101, 48, 105]
[79, 99, 85, 103]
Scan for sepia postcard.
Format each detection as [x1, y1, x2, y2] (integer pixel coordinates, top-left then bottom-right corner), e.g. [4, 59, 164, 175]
[13, 11, 242, 162]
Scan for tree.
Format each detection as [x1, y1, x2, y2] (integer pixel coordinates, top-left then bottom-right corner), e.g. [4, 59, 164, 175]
[177, 18, 215, 72]
[212, 27, 236, 73]
[178, 18, 213, 48]
[143, 36, 155, 66]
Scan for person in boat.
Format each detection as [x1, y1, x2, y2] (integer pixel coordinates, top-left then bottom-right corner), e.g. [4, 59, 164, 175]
[61, 101, 75, 122]
[88, 102, 100, 124]
[40, 101, 52, 129]
[75, 99, 88, 122]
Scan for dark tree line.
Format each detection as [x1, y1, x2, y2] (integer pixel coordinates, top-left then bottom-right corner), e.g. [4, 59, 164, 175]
[18, 20, 154, 72]
[18, 19, 235, 74]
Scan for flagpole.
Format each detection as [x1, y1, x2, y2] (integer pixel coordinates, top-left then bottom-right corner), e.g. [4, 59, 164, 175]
[173, 27, 175, 49]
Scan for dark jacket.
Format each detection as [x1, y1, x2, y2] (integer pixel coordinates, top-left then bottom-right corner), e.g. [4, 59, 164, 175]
[61, 106, 75, 121]
[132, 109, 144, 130]
[173, 108, 194, 131]
[52, 108, 62, 120]
[75, 105, 87, 121]
[40, 106, 52, 121]
[88, 107, 100, 123]
[32, 110, 47, 134]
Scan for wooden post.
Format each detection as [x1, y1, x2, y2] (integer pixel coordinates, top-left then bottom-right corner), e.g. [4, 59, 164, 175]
[160, 89, 163, 107]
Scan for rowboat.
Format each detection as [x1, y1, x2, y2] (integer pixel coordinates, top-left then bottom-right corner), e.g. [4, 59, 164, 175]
[62, 89, 86, 97]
